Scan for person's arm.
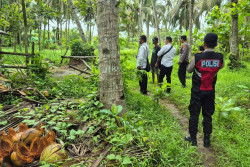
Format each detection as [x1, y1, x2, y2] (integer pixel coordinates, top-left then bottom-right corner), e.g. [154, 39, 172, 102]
[155, 46, 167, 67]
[187, 57, 195, 73]
[179, 44, 188, 64]
[157, 45, 166, 57]
[137, 46, 145, 69]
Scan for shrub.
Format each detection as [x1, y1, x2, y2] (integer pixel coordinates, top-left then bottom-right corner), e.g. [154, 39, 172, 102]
[71, 41, 92, 56]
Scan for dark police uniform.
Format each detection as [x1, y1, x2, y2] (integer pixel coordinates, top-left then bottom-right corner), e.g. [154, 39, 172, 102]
[186, 33, 224, 147]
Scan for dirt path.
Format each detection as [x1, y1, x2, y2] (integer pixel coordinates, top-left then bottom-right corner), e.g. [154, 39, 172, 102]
[160, 99, 218, 167]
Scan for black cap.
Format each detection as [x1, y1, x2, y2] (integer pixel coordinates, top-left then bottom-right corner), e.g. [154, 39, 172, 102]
[152, 37, 158, 42]
[204, 33, 218, 43]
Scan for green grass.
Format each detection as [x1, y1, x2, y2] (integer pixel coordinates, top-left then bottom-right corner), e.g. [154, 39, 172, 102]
[1, 46, 70, 65]
[125, 88, 202, 166]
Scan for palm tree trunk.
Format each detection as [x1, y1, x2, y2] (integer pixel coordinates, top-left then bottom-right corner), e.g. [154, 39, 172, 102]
[21, 0, 29, 74]
[127, 27, 130, 48]
[48, 19, 50, 41]
[230, 0, 239, 65]
[97, 0, 126, 115]
[152, 0, 161, 45]
[43, 23, 46, 43]
[138, 0, 143, 36]
[87, 23, 90, 41]
[13, 33, 16, 53]
[89, 24, 92, 42]
[146, 15, 150, 45]
[188, 0, 194, 59]
[18, 31, 22, 51]
[38, 20, 41, 52]
[60, 19, 62, 49]
[21, 0, 28, 54]
[68, 0, 87, 43]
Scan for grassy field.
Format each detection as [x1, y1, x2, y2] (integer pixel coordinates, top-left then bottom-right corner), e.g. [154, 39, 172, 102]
[1, 46, 70, 65]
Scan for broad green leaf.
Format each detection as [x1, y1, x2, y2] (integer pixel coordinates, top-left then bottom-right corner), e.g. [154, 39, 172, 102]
[0, 120, 8, 126]
[100, 109, 113, 115]
[106, 154, 116, 160]
[117, 105, 123, 115]
[122, 156, 132, 165]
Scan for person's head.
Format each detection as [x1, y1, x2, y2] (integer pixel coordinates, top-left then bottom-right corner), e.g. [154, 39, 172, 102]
[199, 45, 205, 52]
[152, 37, 158, 45]
[165, 36, 172, 44]
[139, 35, 147, 44]
[180, 35, 187, 43]
[203, 33, 218, 49]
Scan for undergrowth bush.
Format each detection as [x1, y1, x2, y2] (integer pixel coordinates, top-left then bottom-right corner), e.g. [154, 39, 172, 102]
[71, 41, 92, 56]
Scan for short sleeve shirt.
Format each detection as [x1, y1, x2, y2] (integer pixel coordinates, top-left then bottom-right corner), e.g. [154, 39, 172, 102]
[151, 46, 161, 67]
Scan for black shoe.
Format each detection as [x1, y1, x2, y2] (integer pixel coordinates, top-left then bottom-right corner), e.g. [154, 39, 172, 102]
[204, 134, 210, 148]
[185, 136, 197, 146]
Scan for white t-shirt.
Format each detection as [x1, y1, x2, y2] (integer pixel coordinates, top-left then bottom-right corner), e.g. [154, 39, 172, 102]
[157, 43, 176, 67]
[137, 43, 150, 69]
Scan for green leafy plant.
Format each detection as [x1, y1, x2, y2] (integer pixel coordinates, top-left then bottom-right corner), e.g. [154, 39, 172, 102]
[71, 41, 92, 56]
[216, 97, 242, 121]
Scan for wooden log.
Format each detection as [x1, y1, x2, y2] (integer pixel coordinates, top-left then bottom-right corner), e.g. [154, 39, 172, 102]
[60, 47, 69, 65]
[22, 97, 45, 104]
[81, 59, 91, 70]
[0, 51, 33, 57]
[69, 65, 92, 75]
[1, 65, 28, 69]
[61, 56, 97, 59]
[90, 144, 112, 167]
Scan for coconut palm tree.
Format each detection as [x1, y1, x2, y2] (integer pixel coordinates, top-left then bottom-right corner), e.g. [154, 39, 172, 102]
[97, 0, 126, 114]
[68, 0, 87, 42]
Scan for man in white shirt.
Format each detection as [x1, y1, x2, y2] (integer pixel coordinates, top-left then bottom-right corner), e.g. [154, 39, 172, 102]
[155, 37, 176, 93]
[137, 35, 150, 94]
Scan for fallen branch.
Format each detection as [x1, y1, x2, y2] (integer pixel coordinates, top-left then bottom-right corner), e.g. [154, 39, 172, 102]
[90, 144, 112, 167]
[81, 59, 91, 70]
[22, 97, 45, 104]
[69, 65, 92, 75]
[61, 56, 97, 59]
[1, 65, 28, 69]
[35, 89, 48, 101]
[0, 51, 33, 57]
[60, 47, 69, 65]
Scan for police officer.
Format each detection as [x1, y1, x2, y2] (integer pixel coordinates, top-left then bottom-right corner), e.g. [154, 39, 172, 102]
[178, 35, 189, 88]
[185, 33, 225, 147]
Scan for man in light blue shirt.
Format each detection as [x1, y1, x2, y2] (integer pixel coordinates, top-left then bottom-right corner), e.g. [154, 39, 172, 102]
[137, 35, 150, 94]
[156, 37, 176, 93]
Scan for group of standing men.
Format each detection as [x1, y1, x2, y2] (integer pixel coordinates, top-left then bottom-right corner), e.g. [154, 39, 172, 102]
[136, 33, 224, 147]
[137, 35, 189, 94]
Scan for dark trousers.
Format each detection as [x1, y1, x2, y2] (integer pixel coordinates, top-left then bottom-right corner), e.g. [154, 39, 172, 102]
[178, 61, 188, 86]
[159, 65, 173, 93]
[188, 91, 215, 138]
[139, 71, 148, 94]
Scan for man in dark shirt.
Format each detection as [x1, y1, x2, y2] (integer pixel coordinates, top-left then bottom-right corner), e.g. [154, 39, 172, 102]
[185, 33, 224, 147]
[150, 37, 161, 84]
